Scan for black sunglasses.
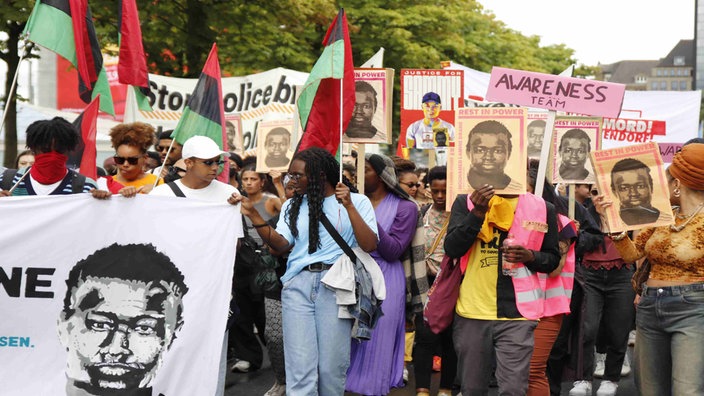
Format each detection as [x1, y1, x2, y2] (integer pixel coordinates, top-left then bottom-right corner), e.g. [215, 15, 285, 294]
[113, 156, 141, 165]
[403, 182, 421, 189]
[198, 159, 225, 167]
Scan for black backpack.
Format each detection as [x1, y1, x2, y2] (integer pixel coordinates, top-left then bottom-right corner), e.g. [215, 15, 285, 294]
[1, 168, 86, 193]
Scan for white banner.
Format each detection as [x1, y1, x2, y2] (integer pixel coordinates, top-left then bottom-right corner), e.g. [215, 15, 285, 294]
[0, 194, 241, 396]
[125, 67, 309, 151]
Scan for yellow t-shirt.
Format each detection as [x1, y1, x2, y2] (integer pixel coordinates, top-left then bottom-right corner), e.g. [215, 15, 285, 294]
[114, 173, 163, 192]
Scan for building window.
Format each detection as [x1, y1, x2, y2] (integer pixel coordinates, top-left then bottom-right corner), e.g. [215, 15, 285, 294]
[677, 69, 683, 76]
[671, 81, 678, 90]
[657, 69, 662, 76]
[651, 82, 658, 90]
[660, 81, 667, 90]
[635, 75, 647, 83]
[674, 56, 685, 66]
[671, 69, 677, 76]
[680, 81, 687, 90]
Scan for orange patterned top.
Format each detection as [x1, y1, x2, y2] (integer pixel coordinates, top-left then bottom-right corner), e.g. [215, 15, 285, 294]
[613, 212, 704, 282]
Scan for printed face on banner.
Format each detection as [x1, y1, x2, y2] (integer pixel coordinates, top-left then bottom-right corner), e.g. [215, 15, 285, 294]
[344, 69, 393, 144]
[225, 115, 243, 154]
[590, 142, 673, 232]
[400, 69, 464, 150]
[550, 117, 602, 184]
[57, 243, 187, 394]
[256, 119, 298, 172]
[527, 112, 548, 158]
[447, 107, 527, 205]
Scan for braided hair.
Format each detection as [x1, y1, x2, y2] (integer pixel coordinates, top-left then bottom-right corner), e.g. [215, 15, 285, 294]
[25, 117, 79, 154]
[286, 147, 342, 254]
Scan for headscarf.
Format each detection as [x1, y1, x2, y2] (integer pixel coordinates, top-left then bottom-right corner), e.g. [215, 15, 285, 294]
[669, 143, 704, 190]
[366, 153, 411, 200]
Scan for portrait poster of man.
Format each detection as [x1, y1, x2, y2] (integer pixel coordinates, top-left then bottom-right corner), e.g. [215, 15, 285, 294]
[343, 68, 393, 144]
[225, 114, 243, 154]
[0, 194, 242, 395]
[550, 116, 602, 184]
[447, 107, 527, 205]
[527, 110, 549, 159]
[590, 142, 674, 232]
[255, 119, 298, 172]
[399, 69, 464, 150]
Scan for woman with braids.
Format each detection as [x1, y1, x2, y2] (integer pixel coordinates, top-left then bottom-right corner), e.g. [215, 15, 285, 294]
[345, 153, 419, 395]
[108, 122, 163, 194]
[0, 117, 101, 196]
[233, 147, 378, 395]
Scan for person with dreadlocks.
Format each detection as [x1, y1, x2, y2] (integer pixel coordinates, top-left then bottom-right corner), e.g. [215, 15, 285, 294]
[345, 153, 418, 395]
[0, 117, 103, 197]
[232, 146, 378, 395]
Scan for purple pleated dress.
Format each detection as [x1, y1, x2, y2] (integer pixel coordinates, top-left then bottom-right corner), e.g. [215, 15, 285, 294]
[345, 193, 418, 395]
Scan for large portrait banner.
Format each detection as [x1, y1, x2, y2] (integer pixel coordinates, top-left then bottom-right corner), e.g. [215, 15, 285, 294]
[343, 68, 394, 144]
[448, 107, 527, 206]
[549, 116, 602, 184]
[0, 195, 241, 395]
[590, 142, 674, 232]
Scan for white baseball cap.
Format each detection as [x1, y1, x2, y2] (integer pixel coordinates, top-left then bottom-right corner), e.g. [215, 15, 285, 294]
[181, 136, 229, 159]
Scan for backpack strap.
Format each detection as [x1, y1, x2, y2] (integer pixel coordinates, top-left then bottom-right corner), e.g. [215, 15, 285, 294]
[1, 168, 18, 191]
[166, 181, 186, 197]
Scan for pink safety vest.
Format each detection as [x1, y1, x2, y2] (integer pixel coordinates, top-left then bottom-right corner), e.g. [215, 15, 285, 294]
[463, 194, 548, 320]
[540, 214, 576, 317]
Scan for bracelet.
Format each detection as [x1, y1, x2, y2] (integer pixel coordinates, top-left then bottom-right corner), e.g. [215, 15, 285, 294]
[252, 223, 269, 228]
[610, 231, 628, 241]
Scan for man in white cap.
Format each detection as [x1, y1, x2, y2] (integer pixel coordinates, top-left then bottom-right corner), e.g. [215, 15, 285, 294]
[151, 135, 243, 396]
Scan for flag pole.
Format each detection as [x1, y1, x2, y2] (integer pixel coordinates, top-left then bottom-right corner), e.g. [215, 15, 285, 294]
[152, 137, 176, 189]
[339, 77, 344, 184]
[0, 42, 28, 136]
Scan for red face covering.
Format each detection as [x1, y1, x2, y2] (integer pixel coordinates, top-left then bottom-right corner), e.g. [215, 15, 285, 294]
[30, 152, 68, 184]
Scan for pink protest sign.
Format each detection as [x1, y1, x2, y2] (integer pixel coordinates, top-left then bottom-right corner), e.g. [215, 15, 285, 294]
[486, 67, 625, 117]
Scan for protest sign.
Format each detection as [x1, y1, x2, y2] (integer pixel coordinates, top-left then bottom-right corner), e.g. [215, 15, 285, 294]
[0, 195, 241, 396]
[448, 107, 527, 205]
[550, 116, 602, 184]
[343, 68, 394, 144]
[255, 119, 297, 172]
[590, 142, 674, 232]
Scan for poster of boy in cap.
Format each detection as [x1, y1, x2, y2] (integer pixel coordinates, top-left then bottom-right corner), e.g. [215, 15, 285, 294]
[399, 69, 464, 151]
[590, 142, 673, 232]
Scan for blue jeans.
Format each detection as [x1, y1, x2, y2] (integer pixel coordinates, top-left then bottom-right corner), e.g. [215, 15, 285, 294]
[636, 283, 704, 396]
[282, 269, 353, 395]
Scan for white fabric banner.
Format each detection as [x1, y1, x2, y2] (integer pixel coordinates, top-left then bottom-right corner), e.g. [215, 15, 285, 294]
[0, 194, 241, 396]
[124, 67, 309, 151]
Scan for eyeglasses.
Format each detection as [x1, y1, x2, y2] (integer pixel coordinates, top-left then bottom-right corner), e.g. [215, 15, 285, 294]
[197, 159, 225, 167]
[113, 156, 141, 165]
[287, 172, 305, 181]
[403, 182, 421, 189]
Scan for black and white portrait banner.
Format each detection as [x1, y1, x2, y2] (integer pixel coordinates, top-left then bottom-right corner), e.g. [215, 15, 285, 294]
[0, 194, 241, 395]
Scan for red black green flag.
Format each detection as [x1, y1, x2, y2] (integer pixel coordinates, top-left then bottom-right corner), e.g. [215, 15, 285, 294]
[118, 0, 153, 111]
[296, 8, 355, 156]
[24, 0, 115, 115]
[67, 95, 100, 180]
[171, 43, 229, 182]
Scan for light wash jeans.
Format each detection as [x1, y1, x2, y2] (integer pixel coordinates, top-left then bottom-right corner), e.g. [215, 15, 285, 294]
[635, 283, 704, 396]
[282, 269, 353, 395]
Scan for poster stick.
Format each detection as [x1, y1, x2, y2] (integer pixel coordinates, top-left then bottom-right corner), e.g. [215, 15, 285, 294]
[568, 184, 576, 219]
[534, 111, 556, 196]
[0, 48, 27, 136]
[356, 145, 366, 193]
[152, 138, 177, 189]
[8, 168, 31, 194]
[339, 78, 344, 183]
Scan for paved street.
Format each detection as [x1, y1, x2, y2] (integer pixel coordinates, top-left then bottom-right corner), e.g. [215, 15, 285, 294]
[225, 347, 638, 395]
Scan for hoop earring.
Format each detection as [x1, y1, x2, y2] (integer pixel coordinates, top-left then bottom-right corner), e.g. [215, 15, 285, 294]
[674, 188, 681, 198]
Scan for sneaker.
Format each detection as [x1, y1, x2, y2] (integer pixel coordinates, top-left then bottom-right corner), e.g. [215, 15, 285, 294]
[596, 380, 618, 396]
[403, 366, 409, 383]
[569, 380, 592, 396]
[230, 360, 251, 373]
[264, 381, 286, 396]
[628, 330, 636, 346]
[437, 390, 452, 396]
[620, 353, 631, 377]
[594, 352, 606, 378]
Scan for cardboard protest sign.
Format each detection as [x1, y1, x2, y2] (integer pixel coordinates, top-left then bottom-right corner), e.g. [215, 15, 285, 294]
[343, 68, 394, 144]
[527, 110, 549, 159]
[225, 114, 243, 154]
[255, 119, 298, 172]
[399, 69, 464, 150]
[448, 107, 527, 205]
[0, 195, 241, 395]
[590, 142, 674, 232]
[486, 67, 625, 117]
[549, 116, 602, 184]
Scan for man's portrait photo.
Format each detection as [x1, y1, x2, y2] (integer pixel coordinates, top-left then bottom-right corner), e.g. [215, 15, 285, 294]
[57, 243, 188, 395]
[405, 92, 456, 150]
[610, 158, 668, 226]
[225, 116, 243, 153]
[465, 120, 522, 192]
[264, 127, 291, 168]
[527, 118, 546, 158]
[555, 128, 596, 182]
[344, 69, 392, 144]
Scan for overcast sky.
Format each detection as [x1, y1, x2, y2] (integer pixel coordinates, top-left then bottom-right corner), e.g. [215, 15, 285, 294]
[479, 0, 696, 66]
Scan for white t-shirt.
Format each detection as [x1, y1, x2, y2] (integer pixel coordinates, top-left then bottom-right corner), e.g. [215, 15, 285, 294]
[151, 179, 244, 237]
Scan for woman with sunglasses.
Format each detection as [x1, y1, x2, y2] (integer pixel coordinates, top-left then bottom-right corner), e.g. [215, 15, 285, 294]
[108, 122, 163, 194]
